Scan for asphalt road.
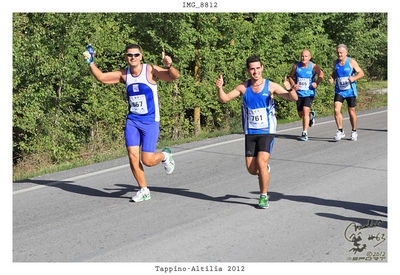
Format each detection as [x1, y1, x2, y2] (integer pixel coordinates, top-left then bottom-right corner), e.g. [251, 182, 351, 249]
[13, 108, 388, 265]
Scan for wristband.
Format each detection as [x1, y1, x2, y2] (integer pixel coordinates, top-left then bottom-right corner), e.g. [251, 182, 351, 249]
[286, 85, 294, 92]
[85, 44, 94, 64]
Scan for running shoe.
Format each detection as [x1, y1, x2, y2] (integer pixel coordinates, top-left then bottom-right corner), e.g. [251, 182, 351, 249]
[258, 195, 269, 209]
[132, 187, 151, 202]
[309, 110, 316, 127]
[334, 130, 345, 141]
[162, 147, 175, 175]
[351, 130, 358, 141]
[299, 131, 308, 141]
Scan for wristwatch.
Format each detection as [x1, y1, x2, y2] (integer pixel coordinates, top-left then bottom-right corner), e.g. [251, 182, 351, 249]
[286, 85, 294, 92]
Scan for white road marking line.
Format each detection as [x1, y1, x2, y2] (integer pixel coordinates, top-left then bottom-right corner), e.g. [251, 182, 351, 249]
[13, 109, 387, 195]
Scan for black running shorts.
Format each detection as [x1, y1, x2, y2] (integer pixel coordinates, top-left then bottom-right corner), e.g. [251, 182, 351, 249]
[334, 94, 357, 108]
[245, 134, 275, 157]
[296, 96, 314, 112]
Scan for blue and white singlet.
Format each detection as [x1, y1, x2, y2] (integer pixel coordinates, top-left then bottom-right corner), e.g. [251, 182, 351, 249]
[295, 61, 316, 97]
[126, 64, 160, 122]
[334, 57, 357, 98]
[242, 79, 276, 135]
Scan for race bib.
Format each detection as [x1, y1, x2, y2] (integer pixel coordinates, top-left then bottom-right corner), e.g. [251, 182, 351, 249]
[297, 77, 310, 90]
[338, 76, 351, 90]
[248, 108, 268, 129]
[129, 94, 148, 114]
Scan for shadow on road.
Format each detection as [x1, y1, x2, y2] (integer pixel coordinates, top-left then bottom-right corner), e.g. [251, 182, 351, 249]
[307, 137, 337, 142]
[262, 191, 387, 218]
[274, 134, 299, 140]
[17, 180, 259, 208]
[270, 157, 386, 172]
[315, 213, 387, 229]
[17, 181, 387, 214]
[275, 133, 339, 143]
[123, 184, 258, 207]
[18, 179, 132, 199]
[357, 127, 387, 132]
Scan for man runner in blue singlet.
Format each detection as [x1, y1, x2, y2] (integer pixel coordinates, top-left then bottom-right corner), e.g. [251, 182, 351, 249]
[216, 55, 298, 209]
[288, 49, 324, 141]
[329, 44, 364, 141]
[84, 44, 180, 202]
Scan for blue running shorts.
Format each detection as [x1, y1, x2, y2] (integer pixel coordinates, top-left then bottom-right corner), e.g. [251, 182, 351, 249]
[124, 119, 160, 152]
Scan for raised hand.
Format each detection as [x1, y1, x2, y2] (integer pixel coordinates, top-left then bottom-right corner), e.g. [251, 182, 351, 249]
[283, 76, 291, 90]
[83, 44, 95, 64]
[162, 51, 172, 67]
[216, 74, 224, 89]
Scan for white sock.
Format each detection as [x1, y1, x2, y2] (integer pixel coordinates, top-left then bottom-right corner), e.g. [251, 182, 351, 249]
[261, 193, 267, 197]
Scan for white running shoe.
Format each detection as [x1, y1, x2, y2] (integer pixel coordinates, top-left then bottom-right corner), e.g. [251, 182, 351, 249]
[299, 131, 309, 141]
[334, 130, 345, 141]
[162, 147, 175, 175]
[132, 187, 151, 202]
[351, 131, 358, 141]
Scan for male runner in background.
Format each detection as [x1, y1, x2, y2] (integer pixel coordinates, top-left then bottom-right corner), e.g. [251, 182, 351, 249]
[289, 49, 324, 141]
[329, 44, 364, 141]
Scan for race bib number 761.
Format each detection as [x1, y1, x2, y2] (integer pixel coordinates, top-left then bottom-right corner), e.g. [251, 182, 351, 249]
[248, 108, 268, 129]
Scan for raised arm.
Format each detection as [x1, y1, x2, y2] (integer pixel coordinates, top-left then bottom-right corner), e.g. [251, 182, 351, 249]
[269, 77, 298, 101]
[83, 50, 124, 84]
[89, 63, 124, 84]
[216, 75, 244, 103]
[150, 52, 180, 82]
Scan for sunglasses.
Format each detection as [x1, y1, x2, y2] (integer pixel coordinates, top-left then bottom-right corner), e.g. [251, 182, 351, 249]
[126, 53, 141, 58]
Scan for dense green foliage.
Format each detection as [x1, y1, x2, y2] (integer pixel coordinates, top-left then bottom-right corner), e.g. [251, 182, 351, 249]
[13, 13, 387, 166]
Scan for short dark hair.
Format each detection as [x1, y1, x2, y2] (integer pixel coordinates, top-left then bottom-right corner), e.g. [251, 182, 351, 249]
[246, 55, 263, 68]
[125, 43, 141, 53]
